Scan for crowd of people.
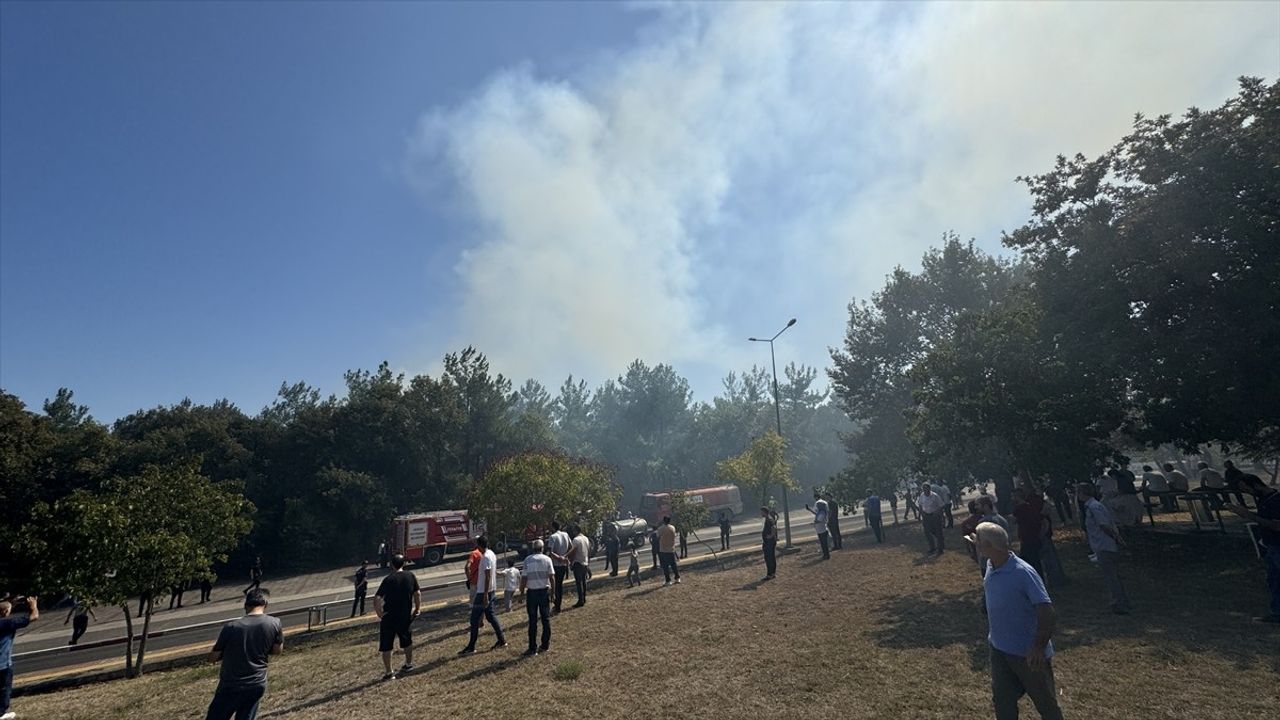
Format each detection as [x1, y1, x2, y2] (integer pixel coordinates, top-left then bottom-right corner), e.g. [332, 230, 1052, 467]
[2, 459, 1276, 720]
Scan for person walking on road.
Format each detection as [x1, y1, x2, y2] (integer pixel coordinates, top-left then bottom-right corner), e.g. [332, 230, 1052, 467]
[719, 513, 733, 551]
[761, 506, 778, 579]
[199, 576, 214, 604]
[805, 492, 832, 560]
[602, 523, 621, 576]
[374, 553, 421, 680]
[864, 490, 884, 543]
[976, 522, 1064, 720]
[351, 560, 369, 618]
[2, 595, 38, 720]
[904, 489, 921, 521]
[1077, 483, 1131, 615]
[567, 526, 592, 608]
[918, 483, 946, 555]
[648, 525, 660, 571]
[824, 492, 843, 549]
[519, 540, 555, 656]
[546, 522, 572, 614]
[1222, 474, 1280, 623]
[64, 601, 95, 646]
[204, 589, 283, 720]
[460, 536, 507, 654]
[658, 516, 681, 585]
[243, 558, 262, 596]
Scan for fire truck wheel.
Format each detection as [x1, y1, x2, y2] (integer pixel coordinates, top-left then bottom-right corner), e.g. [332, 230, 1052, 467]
[424, 547, 445, 566]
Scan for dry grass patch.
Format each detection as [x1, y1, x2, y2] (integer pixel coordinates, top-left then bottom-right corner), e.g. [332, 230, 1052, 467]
[17, 518, 1279, 720]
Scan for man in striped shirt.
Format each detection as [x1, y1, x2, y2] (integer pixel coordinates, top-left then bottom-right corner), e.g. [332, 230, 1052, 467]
[519, 540, 555, 656]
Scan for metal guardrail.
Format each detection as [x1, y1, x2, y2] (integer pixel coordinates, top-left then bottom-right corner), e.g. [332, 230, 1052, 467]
[13, 577, 469, 661]
[14, 521, 780, 664]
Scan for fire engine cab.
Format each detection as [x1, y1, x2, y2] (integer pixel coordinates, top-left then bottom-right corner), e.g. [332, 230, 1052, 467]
[389, 510, 486, 566]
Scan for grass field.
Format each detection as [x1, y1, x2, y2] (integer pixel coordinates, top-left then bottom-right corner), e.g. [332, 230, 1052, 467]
[17, 516, 1279, 720]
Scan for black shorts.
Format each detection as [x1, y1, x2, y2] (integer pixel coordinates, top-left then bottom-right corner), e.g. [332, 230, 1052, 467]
[378, 615, 413, 652]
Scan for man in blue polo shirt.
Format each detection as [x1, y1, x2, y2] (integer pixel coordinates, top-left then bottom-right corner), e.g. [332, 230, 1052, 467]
[977, 522, 1063, 720]
[1, 595, 39, 720]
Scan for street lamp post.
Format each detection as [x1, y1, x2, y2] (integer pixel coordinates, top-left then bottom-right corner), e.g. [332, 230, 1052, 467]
[749, 317, 797, 548]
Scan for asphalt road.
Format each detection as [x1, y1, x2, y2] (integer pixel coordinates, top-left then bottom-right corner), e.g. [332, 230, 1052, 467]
[14, 510, 828, 680]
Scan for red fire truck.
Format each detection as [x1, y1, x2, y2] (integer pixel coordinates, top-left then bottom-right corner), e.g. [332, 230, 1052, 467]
[389, 510, 486, 566]
[639, 485, 744, 526]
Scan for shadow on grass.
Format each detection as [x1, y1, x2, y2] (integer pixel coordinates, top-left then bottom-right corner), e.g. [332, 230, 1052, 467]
[869, 588, 989, 672]
[733, 577, 774, 592]
[450, 655, 525, 682]
[258, 677, 384, 718]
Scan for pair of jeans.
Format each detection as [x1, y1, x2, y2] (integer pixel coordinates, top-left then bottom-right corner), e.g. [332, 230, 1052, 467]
[71, 615, 89, 644]
[869, 515, 883, 543]
[659, 551, 680, 582]
[817, 531, 830, 559]
[721, 530, 730, 550]
[1096, 550, 1130, 611]
[1, 666, 11, 715]
[553, 566, 568, 611]
[828, 521, 842, 549]
[989, 646, 1063, 720]
[763, 539, 777, 576]
[1019, 539, 1044, 578]
[350, 587, 366, 617]
[572, 564, 589, 605]
[205, 684, 266, 720]
[943, 504, 954, 528]
[1265, 545, 1280, 618]
[503, 589, 514, 612]
[525, 588, 551, 650]
[465, 592, 504, 649]
[923, 512, 945, 552]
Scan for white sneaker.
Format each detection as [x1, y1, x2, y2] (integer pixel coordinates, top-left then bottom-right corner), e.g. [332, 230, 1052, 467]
[2, 711, 18, 720]
[662, 581, 671, 587]
[674, 578, 682, 584]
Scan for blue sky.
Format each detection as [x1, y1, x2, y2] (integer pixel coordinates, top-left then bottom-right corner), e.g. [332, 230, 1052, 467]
[2, 1, 1277, 422]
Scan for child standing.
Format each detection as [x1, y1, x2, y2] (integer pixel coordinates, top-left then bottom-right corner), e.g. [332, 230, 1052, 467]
[626, 546, 642, 587]
[502, 558, 521, 612]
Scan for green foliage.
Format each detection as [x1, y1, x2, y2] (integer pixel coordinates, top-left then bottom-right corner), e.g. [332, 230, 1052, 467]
[468, 452, 618, 538]
[907, 289, 1122, 483]
[829, 236, 1019, 492]
[714, 431, 796, 505]
[1006, 77, 1280, 456]
[19, 461, 253, 676]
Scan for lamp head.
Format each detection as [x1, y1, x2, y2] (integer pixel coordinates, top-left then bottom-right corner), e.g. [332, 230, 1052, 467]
[787, 318, 797, 327]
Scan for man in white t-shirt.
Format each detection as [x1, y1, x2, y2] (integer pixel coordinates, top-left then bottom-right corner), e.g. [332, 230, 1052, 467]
[545, 522, 572, 613]
[501, 559, 521, 613]
[918, 483, 946, 555]
[459, 536, 506, 654]
[567, 526, 593, 608]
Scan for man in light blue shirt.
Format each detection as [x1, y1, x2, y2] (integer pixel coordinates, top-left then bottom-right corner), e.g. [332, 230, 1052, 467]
[978, 522, 1063, 720]
[1078, 482, 1131, 614]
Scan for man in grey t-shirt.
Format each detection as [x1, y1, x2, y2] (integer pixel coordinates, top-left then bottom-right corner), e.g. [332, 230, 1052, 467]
[206, 589, 283, 720]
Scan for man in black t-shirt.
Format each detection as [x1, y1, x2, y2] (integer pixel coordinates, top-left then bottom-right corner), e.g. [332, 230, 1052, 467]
[205, 589, 283, 720]
[374, 554, 421, 680]
[760, 506, 778, 579]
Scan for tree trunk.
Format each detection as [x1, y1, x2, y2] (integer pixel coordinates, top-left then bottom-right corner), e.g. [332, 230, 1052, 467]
[1270, 458, 1278, 486]
[134, 596, 153, 677]
[120, 605, 136, 678]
